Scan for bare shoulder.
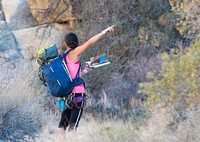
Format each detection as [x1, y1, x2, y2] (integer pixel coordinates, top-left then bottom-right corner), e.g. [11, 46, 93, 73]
[71, 43, 90, 57]
[68, 49, 80, 63]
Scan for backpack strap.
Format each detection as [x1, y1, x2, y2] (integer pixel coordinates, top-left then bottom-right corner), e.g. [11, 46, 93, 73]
[75, 62, 81, 78]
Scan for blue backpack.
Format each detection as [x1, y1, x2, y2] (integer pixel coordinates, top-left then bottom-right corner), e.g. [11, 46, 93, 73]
[37, 45, 84, 97]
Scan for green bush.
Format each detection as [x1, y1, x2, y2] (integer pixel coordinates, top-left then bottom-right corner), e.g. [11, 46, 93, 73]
[139, 40, 200, 110]
[169, 0, 200, 40]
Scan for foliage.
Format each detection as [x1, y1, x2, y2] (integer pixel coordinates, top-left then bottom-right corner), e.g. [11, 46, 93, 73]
[169, 0, 200, 40]
[71, 0, 175, 92]
[139, 40, 200, 110]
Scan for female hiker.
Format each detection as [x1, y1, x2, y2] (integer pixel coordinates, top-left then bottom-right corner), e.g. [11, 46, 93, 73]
[57, 25, 115, 140]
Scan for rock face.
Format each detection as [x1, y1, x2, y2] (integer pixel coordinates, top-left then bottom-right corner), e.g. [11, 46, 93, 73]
[0, 31, 17, 55]
[0, 1, 21, 64]
[0, 0, 73, 68]
[29, 0, 75, 27]
[0, 0, 2, 10]
[0, 30, 21, 65]
[0, 11, 4, 21]
[2, 0, 38, 30]
[13, 24, 68, 60]
[0, 21, 7, 30]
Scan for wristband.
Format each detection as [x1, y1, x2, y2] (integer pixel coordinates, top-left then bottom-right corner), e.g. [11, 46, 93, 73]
[102, 30, 107, 35]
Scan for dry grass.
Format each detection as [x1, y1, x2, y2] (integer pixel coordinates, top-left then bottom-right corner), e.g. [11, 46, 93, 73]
[33, 108, 200, 142]
[34, 116, 140, 142]
[0, 61, 56, 141]
[138, 108, 200, 142]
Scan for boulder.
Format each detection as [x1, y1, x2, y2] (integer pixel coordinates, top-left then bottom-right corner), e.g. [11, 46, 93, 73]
[1, 0, 38, 30]
[13, 24, 68, 60]
[0, 21, 7, 30]
[29, 0, 75, 27]
[0, 11, 4, 20]
[0, 30, 21, 60]
[0, 1, 2, 10]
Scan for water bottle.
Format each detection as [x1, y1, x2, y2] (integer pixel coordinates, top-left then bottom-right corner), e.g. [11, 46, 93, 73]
[57, 98, 66, 111]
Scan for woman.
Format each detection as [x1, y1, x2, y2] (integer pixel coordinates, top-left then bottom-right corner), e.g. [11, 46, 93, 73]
[57, 25, 115, 140]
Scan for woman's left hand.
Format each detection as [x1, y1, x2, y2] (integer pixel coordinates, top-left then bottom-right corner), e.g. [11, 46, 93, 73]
[102, 25, 115, 34]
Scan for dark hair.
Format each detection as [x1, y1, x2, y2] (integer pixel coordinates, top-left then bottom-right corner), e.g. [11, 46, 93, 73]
[65, 32, 78, 49]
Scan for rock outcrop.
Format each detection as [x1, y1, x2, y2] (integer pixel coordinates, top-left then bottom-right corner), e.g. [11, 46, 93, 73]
[0, 0, 73, 65]
[0, 11, 4, 21]
[0, 0, 21, 65]
[0, 30, 20, 59]
[13, 24, 68, 60]
[2, 0, 38, 30]
[29, 0, 75, 28]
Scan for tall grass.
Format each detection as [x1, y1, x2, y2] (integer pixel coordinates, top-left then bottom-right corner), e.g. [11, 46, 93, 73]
[0, 61, 56, 141]
[34, 108, 200, 142]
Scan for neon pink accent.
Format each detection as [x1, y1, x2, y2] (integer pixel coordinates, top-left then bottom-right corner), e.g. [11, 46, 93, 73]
[66, 55, 85, 93]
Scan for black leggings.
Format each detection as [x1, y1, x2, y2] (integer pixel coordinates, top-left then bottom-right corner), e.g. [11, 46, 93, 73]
[58, 93, 85, 131]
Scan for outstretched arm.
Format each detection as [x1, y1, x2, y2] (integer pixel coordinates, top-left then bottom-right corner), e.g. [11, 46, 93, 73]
[68, 25, 115, 63]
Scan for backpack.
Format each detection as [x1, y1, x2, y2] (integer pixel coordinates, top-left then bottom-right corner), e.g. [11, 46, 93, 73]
[37, 44, 84, 97]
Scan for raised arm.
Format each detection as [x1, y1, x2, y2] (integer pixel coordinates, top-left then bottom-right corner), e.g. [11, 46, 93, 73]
[68, 25, 115, 63]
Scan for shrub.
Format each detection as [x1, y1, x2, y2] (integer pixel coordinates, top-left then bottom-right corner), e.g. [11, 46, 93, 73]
[169, 0, 200, 40]
[139, 40, 200, 111]
[84, 55, 162, 120]
[72, 0, 174, 92]
[0, 61, 54, 141]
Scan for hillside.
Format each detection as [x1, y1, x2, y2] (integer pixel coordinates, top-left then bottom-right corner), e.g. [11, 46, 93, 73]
[0, 0, 200, 141]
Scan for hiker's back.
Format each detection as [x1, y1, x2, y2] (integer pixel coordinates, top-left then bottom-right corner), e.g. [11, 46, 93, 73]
[37, 44, 84, 98]
[66, 55, 85, 94]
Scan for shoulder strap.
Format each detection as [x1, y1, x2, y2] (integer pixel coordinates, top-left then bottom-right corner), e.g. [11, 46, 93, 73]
[63, 50, 81, 79]
[61, 49, 72, 58]
[75, 62, 81, 78]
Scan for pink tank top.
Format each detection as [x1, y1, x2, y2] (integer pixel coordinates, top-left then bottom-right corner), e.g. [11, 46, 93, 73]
[66, 55, 85, 93]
